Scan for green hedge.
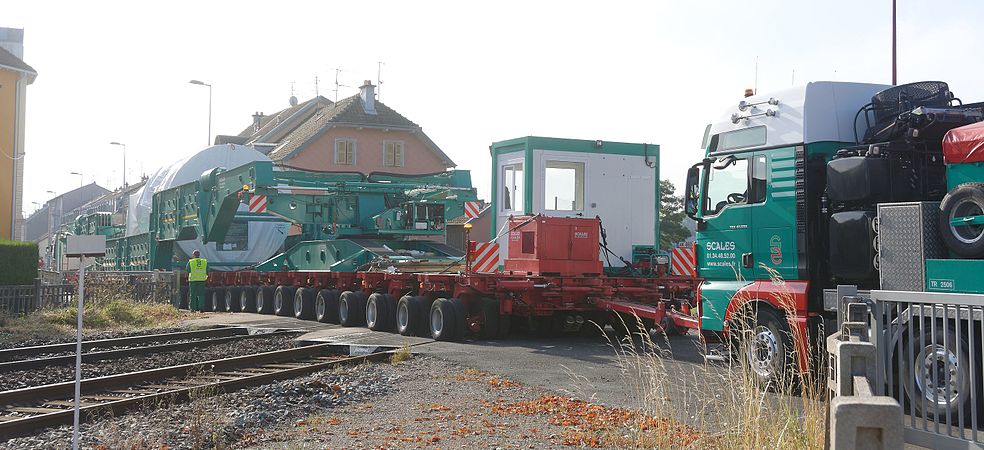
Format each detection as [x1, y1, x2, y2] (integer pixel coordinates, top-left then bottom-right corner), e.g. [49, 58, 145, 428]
[0, 240, 38, 286]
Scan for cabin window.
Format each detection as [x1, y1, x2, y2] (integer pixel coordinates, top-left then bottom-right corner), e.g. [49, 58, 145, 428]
[704, 157, 748, 216]
[714, 126, 767, 152]
[749, 155, 768, 204]
[335, 139, 356, 165]
[501, 162, 524, 212]
[544, 160, 585, 211]
[383, 141, 404, 167]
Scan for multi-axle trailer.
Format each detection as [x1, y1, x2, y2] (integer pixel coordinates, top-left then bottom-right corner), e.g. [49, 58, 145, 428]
[197, 215, 699, 342]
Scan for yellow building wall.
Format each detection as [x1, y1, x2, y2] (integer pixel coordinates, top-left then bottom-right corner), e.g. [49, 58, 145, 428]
[0, 69, 18, 240]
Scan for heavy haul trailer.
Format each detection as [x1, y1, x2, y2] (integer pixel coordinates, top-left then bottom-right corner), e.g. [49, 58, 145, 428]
[73, 153, 699, 340]
[684, 81, 984, 383]
[204, 214, 699, 340]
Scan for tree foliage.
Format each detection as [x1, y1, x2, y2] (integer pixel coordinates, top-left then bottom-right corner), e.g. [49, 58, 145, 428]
[659, 179, 691, 248]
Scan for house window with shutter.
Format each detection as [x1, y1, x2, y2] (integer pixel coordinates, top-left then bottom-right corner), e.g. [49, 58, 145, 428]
[383, 141, 404, 167]
[335, 139, 356, 165]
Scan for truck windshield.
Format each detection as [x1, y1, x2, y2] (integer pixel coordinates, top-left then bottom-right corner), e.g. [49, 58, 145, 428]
[704, 158, 748, 215]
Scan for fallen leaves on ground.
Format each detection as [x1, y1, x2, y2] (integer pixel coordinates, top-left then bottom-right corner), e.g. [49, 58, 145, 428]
[486, 395, 703, 448]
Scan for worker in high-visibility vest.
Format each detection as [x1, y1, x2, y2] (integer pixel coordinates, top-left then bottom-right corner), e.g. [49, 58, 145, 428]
[187, 250, 207, 311]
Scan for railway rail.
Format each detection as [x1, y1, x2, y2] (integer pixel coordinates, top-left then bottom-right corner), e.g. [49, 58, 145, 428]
[0, 342, 397, 440]
[0, 327, 246, 361]
[0, 328, 297, 372]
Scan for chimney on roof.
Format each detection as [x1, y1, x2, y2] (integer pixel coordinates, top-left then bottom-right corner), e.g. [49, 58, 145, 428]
[252, 112, 264, 132]
[359, 80, 376, 115]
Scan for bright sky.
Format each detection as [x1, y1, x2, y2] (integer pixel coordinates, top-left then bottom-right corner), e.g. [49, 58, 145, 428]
[8, 0, 984, 217]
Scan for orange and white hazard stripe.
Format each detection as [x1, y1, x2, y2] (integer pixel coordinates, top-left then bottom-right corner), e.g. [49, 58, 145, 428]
[670, 244, 696, 278]
[464, 201, 482, 219]
[470, 242, 500, 273]
[248, 194, 268, 213]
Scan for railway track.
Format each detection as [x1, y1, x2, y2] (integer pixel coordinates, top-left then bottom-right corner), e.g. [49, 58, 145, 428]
[0, 342, 396, 440]
[0, 327, 297, 372]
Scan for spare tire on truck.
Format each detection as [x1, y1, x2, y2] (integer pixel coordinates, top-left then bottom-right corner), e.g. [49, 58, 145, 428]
[939, 183, 984, 258]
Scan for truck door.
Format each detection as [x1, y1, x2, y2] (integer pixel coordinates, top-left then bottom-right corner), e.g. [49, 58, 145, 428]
[697, 155, 754, 281]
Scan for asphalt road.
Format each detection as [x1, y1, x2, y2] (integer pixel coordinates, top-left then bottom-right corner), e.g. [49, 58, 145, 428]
[184, 312, 732, 426]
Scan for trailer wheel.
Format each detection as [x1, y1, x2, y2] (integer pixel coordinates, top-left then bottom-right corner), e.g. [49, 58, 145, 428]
[479, 298, 500, 340]
[239, 286, 257, 313]
[201, 288, 213, 312]
[210, 288, 223, 313]
[294, 287, 316, 320]
[397, 295, 428, 336]
[940, 183, 984, 258]
[430, 298, 459, 341]
[740, 308, 794, 388]
[657, 315, 681, 337]
[367, 293, 395, 331]
[396, 296, 416, 336]
[450, 298, 468, 340]
[274, 286, 297, 317]
[256, 286, 275, 314]
[901, 324, 974, 422]
[339, 291, 367, 327]
[497, 315, 512, 339]
[610, 312, 642, 338]
[316, 289, 340, 323]
[222, 287, 239, 312]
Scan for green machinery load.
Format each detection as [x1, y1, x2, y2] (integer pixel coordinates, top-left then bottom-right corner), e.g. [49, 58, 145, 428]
[68, 160, 480, 273]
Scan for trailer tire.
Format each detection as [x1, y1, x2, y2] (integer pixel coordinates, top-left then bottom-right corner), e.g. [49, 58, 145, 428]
[741, 308, 794, 388]
[294, 287, 316, 320]
[497, 314, 511, 339]
[610, 312, 642, 338]
[316, 289, 340, 323]
[339, 291, 367, 327]
[202, 288, 214, 312]
[239, 286, 257, 313]
[367, 293, 395, 331]
[430, 298, 458, 341]
[657, 315, 681, 337]
[210, 288, 223, 313]
[274, 286, 297, 317]
[396, 296, 415, 336]
[450, 298, 468, 340]
[939, 183, 984, 258]
[224, 287, 241, 312]
[256, 286, 275, 314]
[479, 298, 500, 340]
[901, 323, 975, 423]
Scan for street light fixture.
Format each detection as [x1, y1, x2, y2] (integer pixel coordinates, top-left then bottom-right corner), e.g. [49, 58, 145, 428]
[109, 142, 127, 188]
[189, 80, 212, 146]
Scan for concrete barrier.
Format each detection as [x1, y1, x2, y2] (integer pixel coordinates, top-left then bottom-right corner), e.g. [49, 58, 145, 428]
[827, 300, 903, 450]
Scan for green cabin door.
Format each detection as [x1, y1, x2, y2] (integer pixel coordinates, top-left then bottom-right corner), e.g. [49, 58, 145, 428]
[698, 156, 754, 281]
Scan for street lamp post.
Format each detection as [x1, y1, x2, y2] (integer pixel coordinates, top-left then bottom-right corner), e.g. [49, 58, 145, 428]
[110, 142, 127, 188]
[189, 80, 212, 146]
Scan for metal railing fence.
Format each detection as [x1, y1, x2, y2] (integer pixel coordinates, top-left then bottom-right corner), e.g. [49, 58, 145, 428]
[844, 286, 984, 449]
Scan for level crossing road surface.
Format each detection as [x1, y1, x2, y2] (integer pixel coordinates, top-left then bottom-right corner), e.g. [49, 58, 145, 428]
[182, 312, 729, 427]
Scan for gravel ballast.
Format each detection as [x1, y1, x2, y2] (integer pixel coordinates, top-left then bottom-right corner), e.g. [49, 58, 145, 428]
[0, 333, 301, 391]
[0, 355, 622, 450]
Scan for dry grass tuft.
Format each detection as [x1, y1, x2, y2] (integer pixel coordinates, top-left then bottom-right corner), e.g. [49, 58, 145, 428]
[573, 267, 827, 449]
[390, 343, 413, 364]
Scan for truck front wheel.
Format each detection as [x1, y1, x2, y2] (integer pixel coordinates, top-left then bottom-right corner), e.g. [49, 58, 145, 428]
[740, 308, 794, 388]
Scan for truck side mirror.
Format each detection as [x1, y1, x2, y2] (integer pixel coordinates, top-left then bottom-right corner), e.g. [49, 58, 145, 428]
[685, 165, 701, 220]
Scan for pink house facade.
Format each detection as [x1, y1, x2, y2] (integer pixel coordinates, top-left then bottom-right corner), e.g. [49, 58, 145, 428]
[222, 81, 455, 176]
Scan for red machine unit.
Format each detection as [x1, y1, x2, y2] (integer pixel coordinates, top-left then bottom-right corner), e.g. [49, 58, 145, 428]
[504, 216, 602, 276]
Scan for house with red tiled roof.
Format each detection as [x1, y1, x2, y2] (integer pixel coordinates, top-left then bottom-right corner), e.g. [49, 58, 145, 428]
[218, 81, 454, 175]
